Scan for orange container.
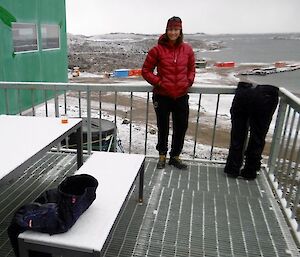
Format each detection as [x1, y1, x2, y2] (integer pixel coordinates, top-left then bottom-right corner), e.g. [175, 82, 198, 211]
[214, 62, 235, 68]
[61, 114, 68, 124]
[129, 69, 142, 76]
[275, 62, 286, 68]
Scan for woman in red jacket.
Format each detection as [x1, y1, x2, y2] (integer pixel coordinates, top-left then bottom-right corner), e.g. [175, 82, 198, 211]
[142, 16, 195, 169]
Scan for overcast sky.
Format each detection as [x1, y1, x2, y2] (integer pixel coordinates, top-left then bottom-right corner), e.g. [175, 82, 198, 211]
[66, 0, 300, 36]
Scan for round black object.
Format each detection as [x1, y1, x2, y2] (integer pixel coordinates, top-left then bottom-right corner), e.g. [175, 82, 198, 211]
[66, 118, 115, 151]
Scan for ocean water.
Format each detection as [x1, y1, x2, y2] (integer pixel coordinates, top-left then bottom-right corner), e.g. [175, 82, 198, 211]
[197, 33, 300, 95]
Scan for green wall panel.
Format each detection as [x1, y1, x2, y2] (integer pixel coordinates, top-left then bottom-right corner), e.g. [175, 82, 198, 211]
[0, 0, 67, 114]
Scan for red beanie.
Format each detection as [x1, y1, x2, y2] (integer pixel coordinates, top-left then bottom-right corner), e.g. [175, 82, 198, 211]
[166, 16, 182, 29]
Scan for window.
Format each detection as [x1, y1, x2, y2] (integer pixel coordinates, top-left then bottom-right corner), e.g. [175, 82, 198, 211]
[41, 24, 60, 50]
[12, 23, 38, 53]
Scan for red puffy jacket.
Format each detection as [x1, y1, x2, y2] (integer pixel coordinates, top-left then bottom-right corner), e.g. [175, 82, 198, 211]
[142, 34, 195, 99]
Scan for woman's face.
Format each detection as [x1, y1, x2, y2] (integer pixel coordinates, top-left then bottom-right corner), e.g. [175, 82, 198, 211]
[167, 28, 181, 43]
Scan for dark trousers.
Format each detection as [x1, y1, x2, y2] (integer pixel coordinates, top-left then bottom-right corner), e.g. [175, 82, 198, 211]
[224, 82, 279, 175]
[153, 94, 189, 157]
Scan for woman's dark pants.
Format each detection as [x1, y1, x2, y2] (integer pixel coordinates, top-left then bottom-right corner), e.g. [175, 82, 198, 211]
[153, 94, 189, 157]
[224, 82, 279, 177]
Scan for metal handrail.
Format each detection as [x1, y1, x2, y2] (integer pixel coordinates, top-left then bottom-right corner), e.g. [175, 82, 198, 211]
[267, 87, 300, 243]
[0, 81, 236, 158]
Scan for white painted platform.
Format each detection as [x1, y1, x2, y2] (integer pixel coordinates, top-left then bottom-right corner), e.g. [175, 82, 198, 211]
[18, 152, 145, 256]
[0, 115, 82, 180]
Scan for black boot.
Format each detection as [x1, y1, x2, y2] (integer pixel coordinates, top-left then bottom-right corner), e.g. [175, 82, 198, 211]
[169, 156, 187, 170]
[156, 155, 166, 169]
[240, 168, 257, 180]
[224, 166, 240, 178]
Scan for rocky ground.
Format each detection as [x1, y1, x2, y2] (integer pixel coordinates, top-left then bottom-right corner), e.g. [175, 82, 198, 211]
[67, 32, 266, 84]
[67, 33, 225, 74]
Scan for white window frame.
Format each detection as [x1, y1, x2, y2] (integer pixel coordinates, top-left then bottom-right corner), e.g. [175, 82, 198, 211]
[41, 24, 60, 51]
[12, 22, 39, 54]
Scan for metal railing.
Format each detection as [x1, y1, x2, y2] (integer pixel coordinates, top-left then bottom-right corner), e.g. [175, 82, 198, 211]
[267, 87, 300, 242]
[0, 81, 300, 242]
[0, 81, 236, 160]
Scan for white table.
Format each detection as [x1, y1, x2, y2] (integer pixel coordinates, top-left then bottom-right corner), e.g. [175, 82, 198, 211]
[0, 115, 83, 183]
[18, 152, 145, 257]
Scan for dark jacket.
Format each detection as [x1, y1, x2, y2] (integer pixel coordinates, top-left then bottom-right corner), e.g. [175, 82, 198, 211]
[142, 34, 195, 99]
[18, 174, 98, 233]
[8, 174, 98, 257]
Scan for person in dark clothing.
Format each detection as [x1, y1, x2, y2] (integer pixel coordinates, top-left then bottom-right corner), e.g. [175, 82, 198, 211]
[224, 81, 279, 180]
[142, 16, 196, 169]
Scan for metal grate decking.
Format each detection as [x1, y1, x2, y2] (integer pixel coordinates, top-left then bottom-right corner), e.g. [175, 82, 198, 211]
[0, 156, 299, 257]
[102, 159, 299, 257]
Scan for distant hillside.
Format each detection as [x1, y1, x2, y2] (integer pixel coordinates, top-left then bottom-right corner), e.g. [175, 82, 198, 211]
[67, 33, 224, 73]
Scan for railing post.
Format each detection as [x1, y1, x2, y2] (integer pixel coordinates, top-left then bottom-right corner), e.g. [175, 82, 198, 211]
[31, 89, 36, 116]
[64, 91, 67, 114]
[86, 87, 92, 155]
[54, 86, 59, 117]
[144, 92, 150, 155]
[4, 88, 9, 114]
[268, 97, 287, 175]
[285, 118, 300, 205]
[17, 89, 21, 114]
[114, 92, 118, 152]
[129, 92, 133, 154]
[44, 90, 48, 117]
[98, 91, 103, 151]
[210, 94, 220, 160]
[193, 94, 202, 159]
[78, 91, 82, 118]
